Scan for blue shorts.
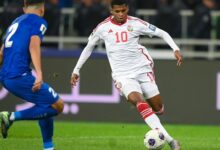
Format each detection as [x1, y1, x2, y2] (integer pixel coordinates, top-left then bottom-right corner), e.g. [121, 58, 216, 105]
[2, 73, 59, 107]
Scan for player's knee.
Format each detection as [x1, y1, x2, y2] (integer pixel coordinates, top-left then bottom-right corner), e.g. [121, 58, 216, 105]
[52, 98, 64, 114]
[129, 98, 144, 106]
[154, 105, 164, 115]
[127, 92, 145, 106]
[57, 99, 64, 113]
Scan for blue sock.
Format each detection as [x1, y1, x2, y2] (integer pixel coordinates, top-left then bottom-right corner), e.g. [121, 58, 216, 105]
[14, 105, 58, 120]
[39, 118, 54, 149]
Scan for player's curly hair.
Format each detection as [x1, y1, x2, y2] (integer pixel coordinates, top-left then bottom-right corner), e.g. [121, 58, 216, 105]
[110, 0, 129, 7]
[24, 0, 45, 6]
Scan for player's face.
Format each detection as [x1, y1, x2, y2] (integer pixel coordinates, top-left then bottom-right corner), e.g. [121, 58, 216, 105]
[111, 4, 129, 24]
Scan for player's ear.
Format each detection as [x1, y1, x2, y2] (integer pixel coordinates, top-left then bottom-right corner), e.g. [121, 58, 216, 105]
[126, 6, 129, 13]
[110, 10, 113, 15]
[40, 4, 45, 17]
[109, 6, 113, 15]
[23, 7, 27, 13]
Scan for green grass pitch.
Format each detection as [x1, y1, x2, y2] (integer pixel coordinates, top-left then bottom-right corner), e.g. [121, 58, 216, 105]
[1, 121, 220, 150]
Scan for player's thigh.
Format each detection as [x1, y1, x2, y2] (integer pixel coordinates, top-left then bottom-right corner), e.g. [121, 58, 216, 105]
[140, 81, 163, 111]
[3, 74, 59, 107]
[36, 83, 60, 107]
[140, 81, 160, 100]
[114, 77, 142, 99]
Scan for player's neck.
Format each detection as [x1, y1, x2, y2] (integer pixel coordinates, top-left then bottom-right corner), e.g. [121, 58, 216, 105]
[24, 6, 43, 17]
[25, 10, 42, 17]
[110, 16, 127, 25]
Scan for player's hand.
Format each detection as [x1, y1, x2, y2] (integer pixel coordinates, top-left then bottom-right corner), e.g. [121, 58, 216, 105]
[70, 73, 79, 87]
[0, 45, 4, 65]
[32, 78, 43, 92]
[174, 50, 182, 67]
[0, 51, 3, 65]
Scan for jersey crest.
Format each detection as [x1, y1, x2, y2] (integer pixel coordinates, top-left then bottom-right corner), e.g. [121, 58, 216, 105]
[127, 25, 133, 32]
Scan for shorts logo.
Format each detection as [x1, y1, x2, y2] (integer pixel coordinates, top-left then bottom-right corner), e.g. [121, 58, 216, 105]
[115, 82, 122, 89]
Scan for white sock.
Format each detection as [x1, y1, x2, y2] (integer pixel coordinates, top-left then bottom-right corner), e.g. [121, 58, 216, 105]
[44, 148, 54, 150]
[9, 112, 15, 121]
[144, 114, 173, 143]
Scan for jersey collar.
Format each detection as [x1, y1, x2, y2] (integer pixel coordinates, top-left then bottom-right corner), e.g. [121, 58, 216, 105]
[110, 15, 127, 26]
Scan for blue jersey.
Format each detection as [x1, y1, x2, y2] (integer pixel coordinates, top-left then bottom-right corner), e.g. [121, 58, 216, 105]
[0, 14, 47, 79]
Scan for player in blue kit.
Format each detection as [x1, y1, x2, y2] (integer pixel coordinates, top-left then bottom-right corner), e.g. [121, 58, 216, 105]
[0, 0, 64, 150]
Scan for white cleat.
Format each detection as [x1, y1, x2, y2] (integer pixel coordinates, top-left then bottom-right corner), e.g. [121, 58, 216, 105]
[169, 139, 181, 150]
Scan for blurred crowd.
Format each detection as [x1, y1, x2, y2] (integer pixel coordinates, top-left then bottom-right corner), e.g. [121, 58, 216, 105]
[0, 0, 220, 51]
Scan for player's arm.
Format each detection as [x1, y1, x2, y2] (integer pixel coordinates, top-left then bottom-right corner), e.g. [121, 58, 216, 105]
[29, 36, 43, 92]
[70, 35, 100, 86]
[152, 27, 182, 66]
[0, 45, 4, 65]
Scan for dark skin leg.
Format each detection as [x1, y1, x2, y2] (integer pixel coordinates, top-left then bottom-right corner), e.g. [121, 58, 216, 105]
[127, 91, 146, 105]
[147, 94, 163, 115]
[127, 92, 163, 115]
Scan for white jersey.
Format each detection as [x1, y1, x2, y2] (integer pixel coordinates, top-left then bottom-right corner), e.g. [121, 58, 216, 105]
[73, 16, 180, 78]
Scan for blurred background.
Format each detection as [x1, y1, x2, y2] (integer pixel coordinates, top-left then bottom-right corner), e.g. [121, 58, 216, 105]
[0, 0, 220, 125]
[1, 0, 220, 54]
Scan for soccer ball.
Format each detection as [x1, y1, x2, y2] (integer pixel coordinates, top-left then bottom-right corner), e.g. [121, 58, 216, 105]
[144, 129, 166, 150]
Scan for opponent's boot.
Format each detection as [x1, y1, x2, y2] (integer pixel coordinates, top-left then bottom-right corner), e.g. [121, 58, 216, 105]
[0, 111, 13, 138]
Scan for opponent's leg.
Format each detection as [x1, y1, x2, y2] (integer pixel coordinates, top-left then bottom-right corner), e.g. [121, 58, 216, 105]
[10, 99, 63, 121]
[0, 99, 63, 139]
[39, 118, 54, 150]
[38, 99, 63, 150]
[0, 105, 56, 139]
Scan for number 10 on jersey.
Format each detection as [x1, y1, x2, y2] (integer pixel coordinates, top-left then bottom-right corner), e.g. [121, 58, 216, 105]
[115, 31, 128, 43]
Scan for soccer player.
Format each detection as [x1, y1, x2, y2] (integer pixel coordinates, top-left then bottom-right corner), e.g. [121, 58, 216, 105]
[71, 0, 182, 149]
[0, 0, 64, 150]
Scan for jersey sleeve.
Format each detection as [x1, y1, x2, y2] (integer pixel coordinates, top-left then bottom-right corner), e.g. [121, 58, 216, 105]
[92, 22, 105, 40]
[135, 20, 158, 38]
[136, 19, 179, 51]
[30, 18, 48, 41]
[72, 30, 100, 75]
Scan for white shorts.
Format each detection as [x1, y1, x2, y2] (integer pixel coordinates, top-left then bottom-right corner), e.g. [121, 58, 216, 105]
[114, 73, 160, 99]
